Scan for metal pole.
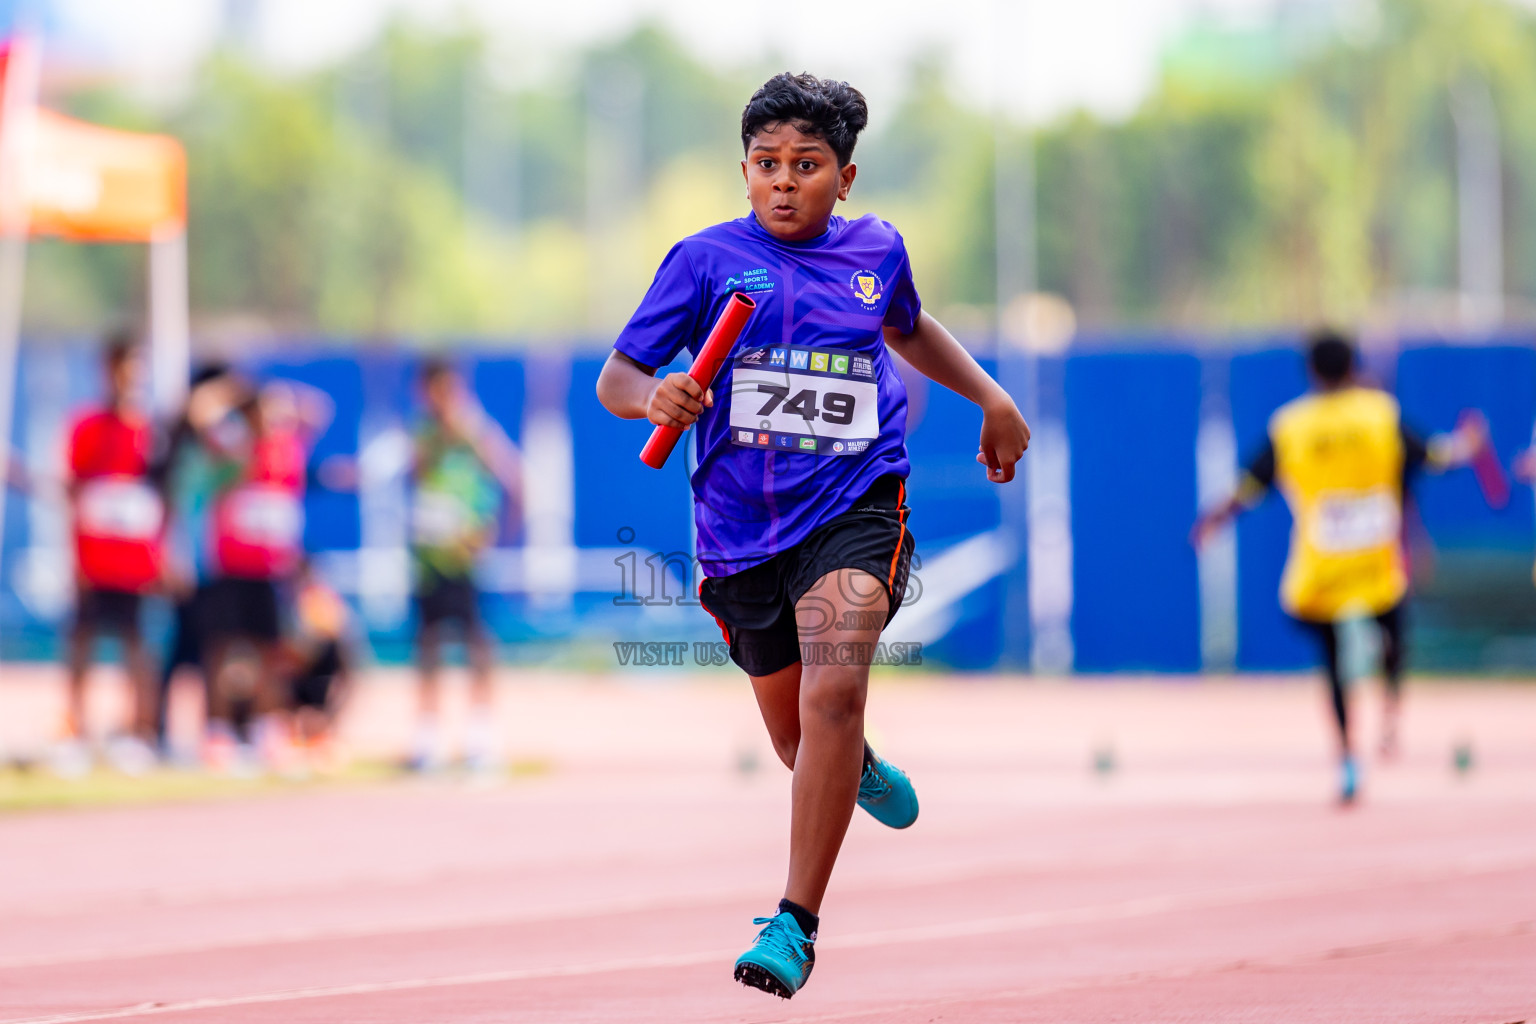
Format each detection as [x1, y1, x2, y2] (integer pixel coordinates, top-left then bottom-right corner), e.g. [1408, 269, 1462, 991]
[0, 32, 42, 598]
[585, 62, 642, 334]
[1451, 75, 1503, 332]
[993, 0, 1041, 671]
[148, 230, 190, 416]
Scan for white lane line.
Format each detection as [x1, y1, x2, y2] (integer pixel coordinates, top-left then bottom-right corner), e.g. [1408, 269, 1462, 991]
[5, 854, 1536, 1024]
[0, 949, 732, 1024]
[791, 920, 1536, 1023]
[0, 851, 1131, 971]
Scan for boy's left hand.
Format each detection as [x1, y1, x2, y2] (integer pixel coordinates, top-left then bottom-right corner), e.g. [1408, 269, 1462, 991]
[977, 397, 1030, 483]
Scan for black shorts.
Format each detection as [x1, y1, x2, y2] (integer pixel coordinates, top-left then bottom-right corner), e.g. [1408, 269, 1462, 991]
[292, 642, 343, 709]
[74, 588, 142, 636]
[416, 569, 481, 631]
[200, 577, 282, 644]
[699, 474, 914, 677]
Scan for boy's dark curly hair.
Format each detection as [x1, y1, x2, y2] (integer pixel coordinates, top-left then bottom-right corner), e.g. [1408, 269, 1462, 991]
[1307, 327, 1356, 384]
[741, 73, 869, 167]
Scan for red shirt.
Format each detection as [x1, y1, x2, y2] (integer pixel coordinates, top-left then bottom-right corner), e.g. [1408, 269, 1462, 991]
[68, 408, 164, 593]
[212, 429, 307, 580]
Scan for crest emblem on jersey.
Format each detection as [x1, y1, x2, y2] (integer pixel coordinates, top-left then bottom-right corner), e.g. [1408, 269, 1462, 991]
[850, 270, 883, 307]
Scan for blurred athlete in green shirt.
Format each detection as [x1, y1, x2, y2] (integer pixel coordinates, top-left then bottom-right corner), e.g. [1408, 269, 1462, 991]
[409, 359, 521, 772]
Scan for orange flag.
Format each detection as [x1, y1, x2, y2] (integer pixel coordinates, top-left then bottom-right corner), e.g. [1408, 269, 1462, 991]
[24, 109, 185, 242]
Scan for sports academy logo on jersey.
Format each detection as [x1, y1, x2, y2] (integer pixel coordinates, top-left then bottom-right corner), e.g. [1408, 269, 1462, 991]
[725, 268, 775, 295]
[850, 270, 883, 307]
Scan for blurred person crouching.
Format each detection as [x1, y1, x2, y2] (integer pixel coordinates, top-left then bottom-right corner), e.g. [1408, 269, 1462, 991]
[278, 558, 354, 774]
[57, 330, 165, 777]
[191, 375, 332, 773]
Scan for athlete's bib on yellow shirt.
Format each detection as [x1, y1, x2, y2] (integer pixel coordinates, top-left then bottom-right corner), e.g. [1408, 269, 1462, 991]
[1270, 388, 1407, 622]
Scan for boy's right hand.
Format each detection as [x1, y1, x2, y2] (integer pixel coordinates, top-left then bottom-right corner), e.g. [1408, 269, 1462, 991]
[646, 372, 713, 429]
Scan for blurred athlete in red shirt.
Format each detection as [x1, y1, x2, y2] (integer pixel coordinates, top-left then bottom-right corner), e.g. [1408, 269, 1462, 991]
[61, 334, 164, 775]
[193, 378, 331, 770]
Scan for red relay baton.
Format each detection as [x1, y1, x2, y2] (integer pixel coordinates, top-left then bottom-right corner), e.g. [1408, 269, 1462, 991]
[639, 292, 756, 469]
[1458, 409, 1510, 510]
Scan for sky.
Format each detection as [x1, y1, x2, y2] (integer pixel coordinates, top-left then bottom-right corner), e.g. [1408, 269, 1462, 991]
[47, 0, 1326, 121]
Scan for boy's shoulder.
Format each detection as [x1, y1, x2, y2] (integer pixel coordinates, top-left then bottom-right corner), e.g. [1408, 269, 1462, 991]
[835, 212, 906, 243]
[677, 213, 906, 253]
[673, 215, 752, 254]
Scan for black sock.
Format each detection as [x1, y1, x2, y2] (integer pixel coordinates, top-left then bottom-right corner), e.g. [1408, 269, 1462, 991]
[862, 740, 876, 768]
[778, 898, 819, 939]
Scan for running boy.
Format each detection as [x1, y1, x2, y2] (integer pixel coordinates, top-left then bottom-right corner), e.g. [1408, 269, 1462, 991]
[61, 332, 164, 775]
[596, 73, 1029, 998]
[408, 359, 521, 773]
[1194, 330, 1483, 803]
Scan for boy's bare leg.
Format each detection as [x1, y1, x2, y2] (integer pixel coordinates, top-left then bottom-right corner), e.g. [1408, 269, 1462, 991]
[204, 639, 231, 725]
[466, 624, 494, 709]
[64, 623, 93, 739]
[122, 632, 157, 740]
[417, 623, 443, 716]
[784, 568, 888, 914]
[464, 623, 499, 768]
[412, 623, 445, 768]
[750, 662, 803, 770]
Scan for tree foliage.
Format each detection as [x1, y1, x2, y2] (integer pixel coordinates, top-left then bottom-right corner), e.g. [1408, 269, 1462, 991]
[22, 0, 1536, 343]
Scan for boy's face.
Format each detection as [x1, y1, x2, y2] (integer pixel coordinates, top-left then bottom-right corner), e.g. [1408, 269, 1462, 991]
[741, 123, 856, 242]
[424, 372, 459, 418]
[107, 351, 142, 406]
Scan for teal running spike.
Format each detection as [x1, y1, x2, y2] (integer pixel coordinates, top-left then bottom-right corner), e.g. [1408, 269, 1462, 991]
[858, 750, 919, 829]
[1339, 754, 1360, 805]
[734, 912, 815, 998]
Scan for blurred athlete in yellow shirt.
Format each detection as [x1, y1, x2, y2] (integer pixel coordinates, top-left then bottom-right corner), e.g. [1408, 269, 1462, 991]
[1196, 330, 1482, 803]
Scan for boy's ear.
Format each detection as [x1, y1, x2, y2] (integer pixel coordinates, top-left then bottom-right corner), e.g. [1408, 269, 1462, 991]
[838, 162, 857, 201]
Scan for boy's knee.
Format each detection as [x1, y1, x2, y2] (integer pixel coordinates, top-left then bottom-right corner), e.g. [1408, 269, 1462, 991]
[800, 668, 866, 727]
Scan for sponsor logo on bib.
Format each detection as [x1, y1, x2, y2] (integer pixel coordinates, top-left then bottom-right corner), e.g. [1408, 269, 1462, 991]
[1312, 490, 1399, 553]
[77, 478, 164, 540]
[729, 344, 881, 458]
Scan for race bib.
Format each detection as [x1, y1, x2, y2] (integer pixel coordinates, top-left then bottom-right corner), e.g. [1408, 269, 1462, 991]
[225, 484, 304, 548]
[728, 345, 880, 456]
[1312, 490, 1399, 553]
[412, 490, 473, 547]
[77, 477, 164, 541]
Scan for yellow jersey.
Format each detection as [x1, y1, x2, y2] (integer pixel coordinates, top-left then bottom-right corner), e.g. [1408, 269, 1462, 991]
[1266, 387, 1408, 622]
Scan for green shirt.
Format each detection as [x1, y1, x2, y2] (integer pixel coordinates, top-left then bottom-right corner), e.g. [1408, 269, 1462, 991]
[411, 424, 500, 579]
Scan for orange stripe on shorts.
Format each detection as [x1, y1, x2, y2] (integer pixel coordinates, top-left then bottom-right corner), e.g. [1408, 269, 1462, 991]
[887, 481, 908, 588]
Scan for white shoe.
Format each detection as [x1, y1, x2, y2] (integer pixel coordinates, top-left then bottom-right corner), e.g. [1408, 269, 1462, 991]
[48, 739, 92, 779]
[104, 735, 157, 777]
[463, 710, 501, 777]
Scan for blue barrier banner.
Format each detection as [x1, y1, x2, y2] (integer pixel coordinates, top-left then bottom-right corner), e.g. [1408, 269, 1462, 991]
[1067, 352, 1202, 672]
[1397, 343, 1536, 551]
[1228, 348, 1315, 670]
[1, 340, 1531, 671]
[898, 357, 1011, 669]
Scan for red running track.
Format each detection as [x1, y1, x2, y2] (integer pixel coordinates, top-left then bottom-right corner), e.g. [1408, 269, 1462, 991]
[1, 674, 1534, 1023]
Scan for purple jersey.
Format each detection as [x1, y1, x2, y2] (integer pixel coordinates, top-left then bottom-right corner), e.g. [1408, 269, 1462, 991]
[615, 211, 920, 577]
